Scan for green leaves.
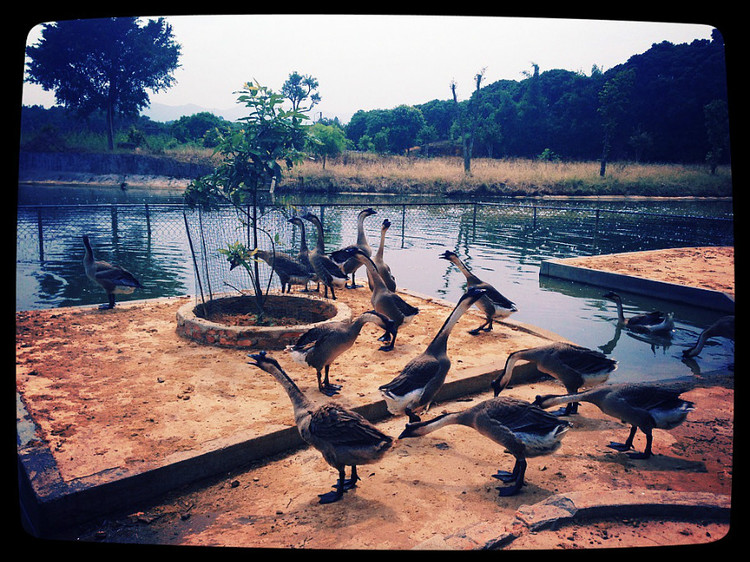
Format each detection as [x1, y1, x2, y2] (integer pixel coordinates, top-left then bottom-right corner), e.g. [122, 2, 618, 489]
[184, 78, 312, 210]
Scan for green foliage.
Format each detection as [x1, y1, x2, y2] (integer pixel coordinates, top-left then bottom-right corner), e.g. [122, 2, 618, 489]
[25, 17, 181, 150]
[307, 122, 347, 167]
[183, 80, 310, 210]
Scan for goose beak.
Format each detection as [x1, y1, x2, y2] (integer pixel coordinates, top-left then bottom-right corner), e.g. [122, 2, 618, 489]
[247, 351, 267, 367]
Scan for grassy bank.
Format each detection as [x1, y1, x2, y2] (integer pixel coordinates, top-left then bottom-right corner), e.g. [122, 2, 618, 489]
[275, 153, 732, 198]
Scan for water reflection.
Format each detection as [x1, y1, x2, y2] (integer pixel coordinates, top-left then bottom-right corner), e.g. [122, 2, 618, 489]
[16, 184, 734, 387]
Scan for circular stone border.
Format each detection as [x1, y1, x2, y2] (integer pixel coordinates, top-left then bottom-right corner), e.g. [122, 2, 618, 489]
[175, 293, 352, 350]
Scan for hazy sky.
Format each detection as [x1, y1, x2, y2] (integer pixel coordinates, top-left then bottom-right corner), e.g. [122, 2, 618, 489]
[21, 14, 717, 123]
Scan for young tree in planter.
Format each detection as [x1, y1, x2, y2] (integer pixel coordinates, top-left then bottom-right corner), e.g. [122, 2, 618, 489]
[184, 80, 311, 321]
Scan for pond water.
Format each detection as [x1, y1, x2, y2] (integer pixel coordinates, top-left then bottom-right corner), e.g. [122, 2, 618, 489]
[16, 184, 734, 388]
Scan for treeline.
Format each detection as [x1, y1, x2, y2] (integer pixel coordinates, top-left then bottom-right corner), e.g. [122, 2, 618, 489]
[20, 32, 730, 166]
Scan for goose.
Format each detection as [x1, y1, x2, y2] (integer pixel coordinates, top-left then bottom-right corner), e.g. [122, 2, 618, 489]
[229, 249, 314, 294]
[287, 310, 395, 396]
[439, 250, 517, 335]
[288, 216, 319, 291]
[82, 234, 142, 309]
[399, 396, 570, 496]
[302, 212, 349, 300]
[247, 352, 393, 503]
[603, 291, 674, 334]
[331, 208, 377, 288]
[330, 247, 418, 351]
[533, 381, 694, 459]
[683, 315, 734, 357]
[378, 287, 487, 422]
[491, 342, 618, 416]
[368, 218, 397, 292]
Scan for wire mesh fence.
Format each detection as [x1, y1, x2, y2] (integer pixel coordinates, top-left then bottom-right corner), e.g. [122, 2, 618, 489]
[16, 200, 734, 311]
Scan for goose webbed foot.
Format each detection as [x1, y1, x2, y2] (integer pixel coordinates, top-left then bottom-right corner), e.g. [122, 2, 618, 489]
[319, 383, 341, 396]
[318, 487, 345, 504]
[377, 330, 392, 342]
[378, 341, 395, 352]
[626, 450, 652, 460]
[607, 441, 632, 452]
[552, 402, 578, 416]
[332, 467, 360, 491]
[493, 459, 526, 496]
[98, 303, 115, 310]
[491, 470, 516, 483]
[468, 322, 492, 336]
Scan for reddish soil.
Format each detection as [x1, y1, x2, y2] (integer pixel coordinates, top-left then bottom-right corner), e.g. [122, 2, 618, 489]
[16, 247, 734, 550]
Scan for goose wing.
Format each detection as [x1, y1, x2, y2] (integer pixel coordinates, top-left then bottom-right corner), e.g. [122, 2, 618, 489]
[484, 397, 566, 434]
[94, 261, 142, 288]
[310, 404, 392, 445]
[556, 344, 617, 375]
[612, 382, 694, 411]
[379, 354, 444, 397]
[628, 311, 668, 327]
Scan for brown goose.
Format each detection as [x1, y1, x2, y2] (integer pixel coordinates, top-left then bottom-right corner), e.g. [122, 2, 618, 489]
[439, 250, 517, 335]
[287, 310, 395, 396]
[247, 352, 393, 504]
[288, 216, 319, 291]
[603, 291, 674, 334]
[330, 246, 418, 351]
[82, 235, 142, 309]
[302, 212, 348, 299]
[369, 218, 397, 292]
[399, 396, 570, 496]
[683, 315, 734, 357]
[491, 342, 618, 416]
[229, 248, 314, 294]
[378, 287, 487, 422]
[331, 208, 377, 288]
[533, 381, 694, 459]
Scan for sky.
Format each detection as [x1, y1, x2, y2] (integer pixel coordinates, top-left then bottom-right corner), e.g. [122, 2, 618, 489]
[20, 14, 718, 124]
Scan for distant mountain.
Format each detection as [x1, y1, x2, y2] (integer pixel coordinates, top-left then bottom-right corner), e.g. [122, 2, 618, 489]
[142, 102, 248, 123]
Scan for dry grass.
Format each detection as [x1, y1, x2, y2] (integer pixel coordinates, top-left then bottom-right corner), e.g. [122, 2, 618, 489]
[287, 153, 732, 197]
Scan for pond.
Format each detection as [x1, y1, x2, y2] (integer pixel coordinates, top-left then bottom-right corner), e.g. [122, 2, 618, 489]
[16, 184, 734, 388]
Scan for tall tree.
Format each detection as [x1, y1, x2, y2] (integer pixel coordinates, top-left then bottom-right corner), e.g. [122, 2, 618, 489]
[26, 17, 181, 150]
[451, 68, 485, 174]
[282, 71, 321, 113]
[597, 68, 635, 177]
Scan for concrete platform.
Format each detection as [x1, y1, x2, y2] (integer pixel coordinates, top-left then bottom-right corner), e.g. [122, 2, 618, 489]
[17, 257, 734, 541]
[540, 258, 735, 313]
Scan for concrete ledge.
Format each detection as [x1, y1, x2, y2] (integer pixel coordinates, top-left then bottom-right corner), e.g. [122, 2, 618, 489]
[540, 259, 735, 313]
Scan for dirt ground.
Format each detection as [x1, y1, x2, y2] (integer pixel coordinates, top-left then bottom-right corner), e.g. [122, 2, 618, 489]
[16, 247, 734, 550]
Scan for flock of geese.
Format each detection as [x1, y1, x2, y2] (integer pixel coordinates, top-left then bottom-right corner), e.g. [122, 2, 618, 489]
[81, 209, 734, 504]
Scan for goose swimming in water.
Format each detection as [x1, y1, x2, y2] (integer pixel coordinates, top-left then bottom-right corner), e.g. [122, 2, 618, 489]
[330, 247, 418, 351]
[378, 287, 487, 422]
[302, 213, 349, 300]
[399, 396, 570, 496]
[331, 208, 377, 288]
[491, 342, 618, 416]
[603, 291, 674, 334]
[287, 310, 395, 396]
[439, 250, 517, 335]
[683, 315, 734, 357]
[82, 235, 142, 309]
[247, 352, 393, 504]
[533, 381, 694, 459]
